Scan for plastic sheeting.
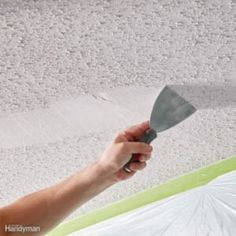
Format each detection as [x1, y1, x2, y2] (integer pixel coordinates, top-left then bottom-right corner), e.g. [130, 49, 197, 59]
[70, 170, 236, 236]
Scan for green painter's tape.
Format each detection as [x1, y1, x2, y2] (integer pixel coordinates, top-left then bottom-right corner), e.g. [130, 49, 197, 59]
[47, 156, 236, 236]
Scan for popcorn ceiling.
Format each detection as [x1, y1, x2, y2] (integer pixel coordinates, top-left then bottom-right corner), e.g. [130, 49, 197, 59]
[0, 0, 235, 115]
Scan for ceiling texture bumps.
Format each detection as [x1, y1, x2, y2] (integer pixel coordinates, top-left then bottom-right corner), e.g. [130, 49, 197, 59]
[0, 0, 235, 220]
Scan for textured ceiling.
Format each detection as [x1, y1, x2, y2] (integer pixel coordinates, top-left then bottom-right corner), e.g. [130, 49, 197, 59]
[0, 0, 235, 222]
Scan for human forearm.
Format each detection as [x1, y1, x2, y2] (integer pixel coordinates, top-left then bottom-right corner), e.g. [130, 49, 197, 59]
[0, 162, 116, 235]
[47, 161, 116, 228]
[0, 121, 153, 236]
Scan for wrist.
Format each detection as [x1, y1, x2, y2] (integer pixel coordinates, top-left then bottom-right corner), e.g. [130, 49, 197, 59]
[93, 161, 118, 186]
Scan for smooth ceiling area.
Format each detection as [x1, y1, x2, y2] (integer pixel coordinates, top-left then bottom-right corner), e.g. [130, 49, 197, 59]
[0, 0, 235, 221]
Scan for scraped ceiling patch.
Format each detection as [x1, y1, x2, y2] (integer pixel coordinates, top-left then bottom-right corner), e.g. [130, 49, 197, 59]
[0, 86, 158, 149]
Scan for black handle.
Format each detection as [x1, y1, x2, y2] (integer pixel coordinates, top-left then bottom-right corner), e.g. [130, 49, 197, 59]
[123, 129, 157, 173]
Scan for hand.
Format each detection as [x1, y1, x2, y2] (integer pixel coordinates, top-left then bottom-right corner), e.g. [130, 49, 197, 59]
[97, 121, 153, 182]
[0, 122, 152, 235]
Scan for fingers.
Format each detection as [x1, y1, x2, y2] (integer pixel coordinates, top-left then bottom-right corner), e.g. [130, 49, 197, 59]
[139, 154, 151, 162]
[123, 121, 150, 140]
[118, 142, 153, 155]
[129, 162, 147, 171]
[116, 168, 136, 181]
[114, 121, 150, 143]
[113, 132, 129, 143]
[124, 154, 151, 173]
[116, 162, 147, 181]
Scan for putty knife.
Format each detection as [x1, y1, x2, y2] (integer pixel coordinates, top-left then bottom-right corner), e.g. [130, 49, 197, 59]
[123, 85, 197, 172]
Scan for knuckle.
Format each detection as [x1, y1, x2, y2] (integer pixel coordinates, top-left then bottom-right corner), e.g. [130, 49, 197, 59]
[114, 132, 123, 140]
[117, 131, 124, 137]
[118, 142, 128, 152]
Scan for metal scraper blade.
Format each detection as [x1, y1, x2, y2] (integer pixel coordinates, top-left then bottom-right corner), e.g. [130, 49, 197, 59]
[150, 86, 197, 133]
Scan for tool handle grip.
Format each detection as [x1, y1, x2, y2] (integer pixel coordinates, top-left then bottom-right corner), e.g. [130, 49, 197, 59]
[123, 129, 157, 173]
